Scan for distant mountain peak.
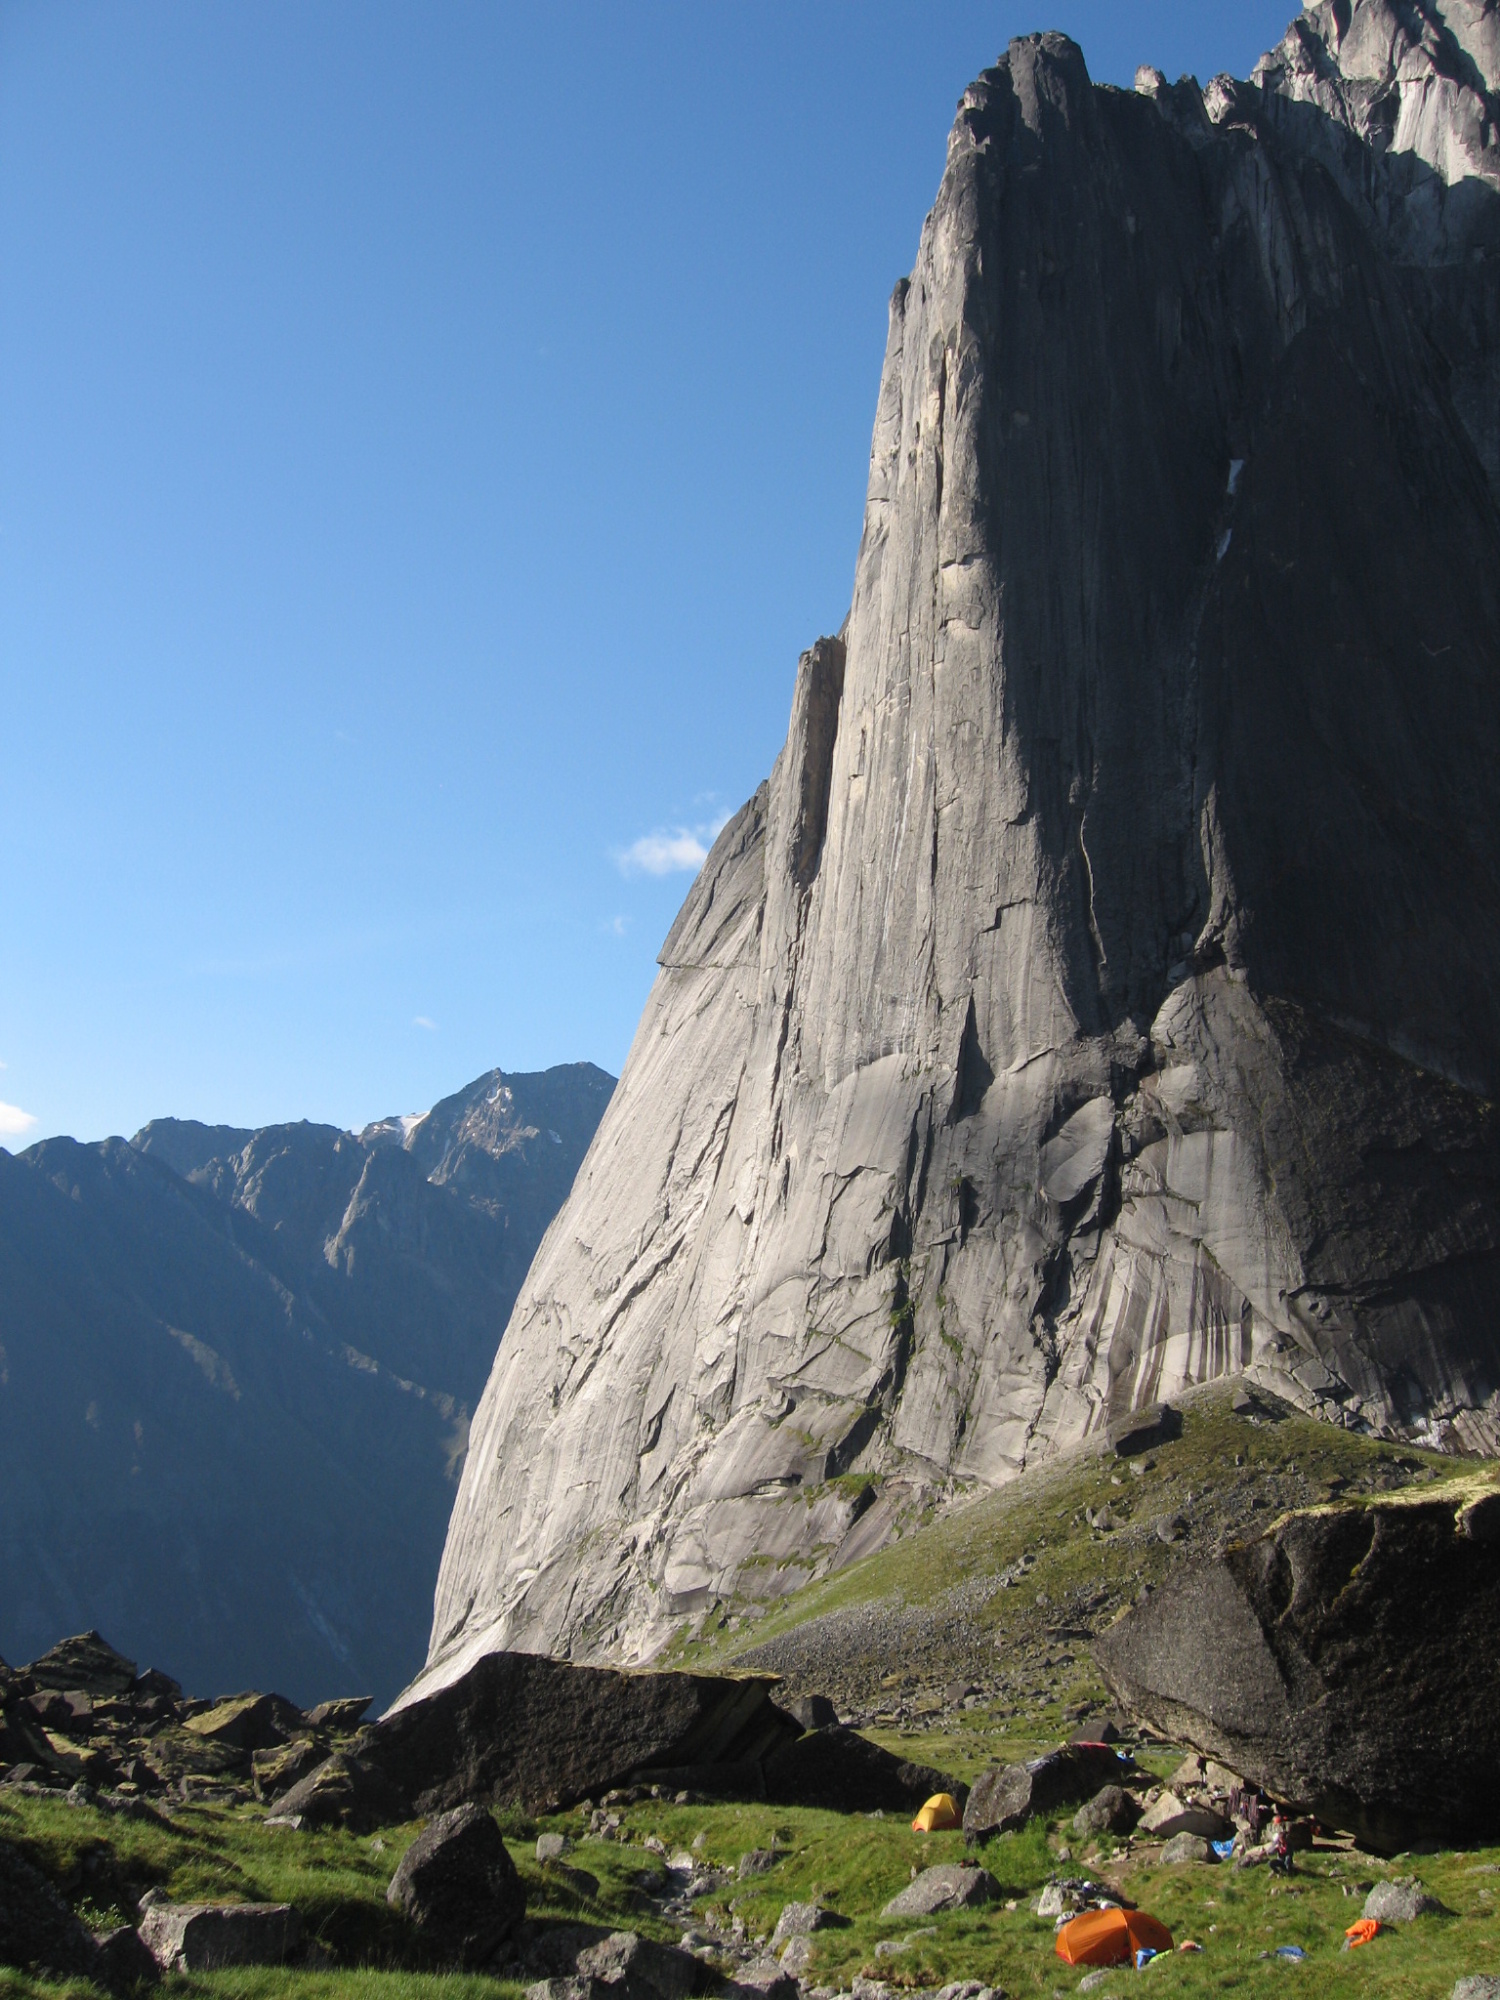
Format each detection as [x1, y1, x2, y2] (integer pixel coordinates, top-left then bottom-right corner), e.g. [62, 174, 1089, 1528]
[2, 1060, 614, 1705]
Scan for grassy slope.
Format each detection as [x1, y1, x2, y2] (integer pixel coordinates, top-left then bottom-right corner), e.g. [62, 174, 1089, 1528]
[3, 1385, 1498, 1999]
[686, 1384, 1499, 1775]
[3, 1785, 1498, 2000]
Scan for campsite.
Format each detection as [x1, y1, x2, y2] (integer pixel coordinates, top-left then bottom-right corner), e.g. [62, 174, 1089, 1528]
[6, 2, 1500, 1996]
[2, 1391, 1497, 1999]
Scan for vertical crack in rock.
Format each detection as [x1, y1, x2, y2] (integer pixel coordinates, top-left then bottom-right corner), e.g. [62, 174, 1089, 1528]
[399, 3, 1500, 1699]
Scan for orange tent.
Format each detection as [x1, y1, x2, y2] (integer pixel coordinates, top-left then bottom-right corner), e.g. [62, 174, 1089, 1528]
[911, 1793, 962, 1832]
[1055, 1908, 1174, 1967]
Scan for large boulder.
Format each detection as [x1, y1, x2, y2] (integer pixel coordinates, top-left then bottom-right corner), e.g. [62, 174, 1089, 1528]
[575, 1930, 699, 2000]
[140, 1724, 250, 1789]
[386, 1804, 525, 1966]
[769, 1903, 838, 1949]
[881, 1865, 998, 1919]
[762, 1725, 965, 1815]
[525, 1929, 701, 2000]
[1138, 1791, 1232, 1840]
[720, 1963, 798, 2000]
[1072, 1785, 1139, 1838]
[306, 1696, 372, 1729]
[963, 1743, 1122, 1842]
[267, 1751, 408, 1832]
[1108, 1406, 1181, 1458]
[1093, 1495, 1500, 1851]
[138, 1902, 303, 1973]
[0, 1698, 70, 1780]
[782, 1694, 838, 1732]
[252, 1737, 326, 1802]
[25, 1632, 137, 1697]
[1159, 1833, 1214, 1864]
[372, 1652, 799, 1815]
[1363, 1878, 1449, 1924]
[183, 1692, 305, 1752]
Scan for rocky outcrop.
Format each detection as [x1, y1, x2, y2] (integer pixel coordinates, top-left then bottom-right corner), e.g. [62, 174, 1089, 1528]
[417, 1, 1500, 1683]
[1091, 1487, 1500, 1851]
[0, 1628, 377, 1805]
[0, 1063, 612, 1704]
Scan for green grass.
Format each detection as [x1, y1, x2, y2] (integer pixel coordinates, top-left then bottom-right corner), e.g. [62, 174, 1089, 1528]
[716, 1391, 1484, 1662]
[6, 1781, 1498, 2000]
[668, 1385, 1497, 1779]
[0, 1978, 521, 2000]
[4, 1387, 1498, 2000]
[0, 1785, 671, 1998]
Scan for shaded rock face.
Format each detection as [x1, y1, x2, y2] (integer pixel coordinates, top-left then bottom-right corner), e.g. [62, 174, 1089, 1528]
[759, 1726, 963, 1817]
[421, 3, 1500, 1683]
[366, 1648, 954, 1820]
[1092, 1492, 1500, 1851]
[0, 1838, 112, 1985]
[369, 1651, 799, 1815]
[0, 1062, 612, 1705]
[1252, 0, 1500, 494]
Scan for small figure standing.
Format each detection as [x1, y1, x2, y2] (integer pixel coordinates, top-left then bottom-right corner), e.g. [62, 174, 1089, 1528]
[1269, 1813, 1295, 1875]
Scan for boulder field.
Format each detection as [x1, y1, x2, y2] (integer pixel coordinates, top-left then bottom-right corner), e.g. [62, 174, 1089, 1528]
[0, 1629, 960, 1828]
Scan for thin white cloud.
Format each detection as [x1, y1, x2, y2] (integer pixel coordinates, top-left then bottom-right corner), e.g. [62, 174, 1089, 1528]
[0, 1101, 37, 1137]
[603, 915, 629, 937]
[615, 813, 731, 878]
[412, 1015, 438, 1031]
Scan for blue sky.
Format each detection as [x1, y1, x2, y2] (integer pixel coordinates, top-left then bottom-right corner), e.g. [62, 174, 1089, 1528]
[1, 1, 1295, 1144]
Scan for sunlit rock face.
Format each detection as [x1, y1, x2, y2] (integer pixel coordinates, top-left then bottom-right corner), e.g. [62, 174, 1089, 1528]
[409, 3, 1500, 1697]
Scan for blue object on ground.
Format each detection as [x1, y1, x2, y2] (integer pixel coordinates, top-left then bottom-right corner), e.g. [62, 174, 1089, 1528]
[1211, 1839, 1236, 1859]
[1275, 1945, 1307, 1961]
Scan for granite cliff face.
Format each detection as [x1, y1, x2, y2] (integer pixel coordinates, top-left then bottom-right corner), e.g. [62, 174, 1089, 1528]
[412, 1, 1500, 1694]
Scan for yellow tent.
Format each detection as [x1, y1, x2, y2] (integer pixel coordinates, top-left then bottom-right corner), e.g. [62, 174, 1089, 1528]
[911, 1793, 962, 1832]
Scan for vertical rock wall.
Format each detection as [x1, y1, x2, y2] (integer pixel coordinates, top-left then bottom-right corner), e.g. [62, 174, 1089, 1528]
[404, 6, 1500, 1696]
